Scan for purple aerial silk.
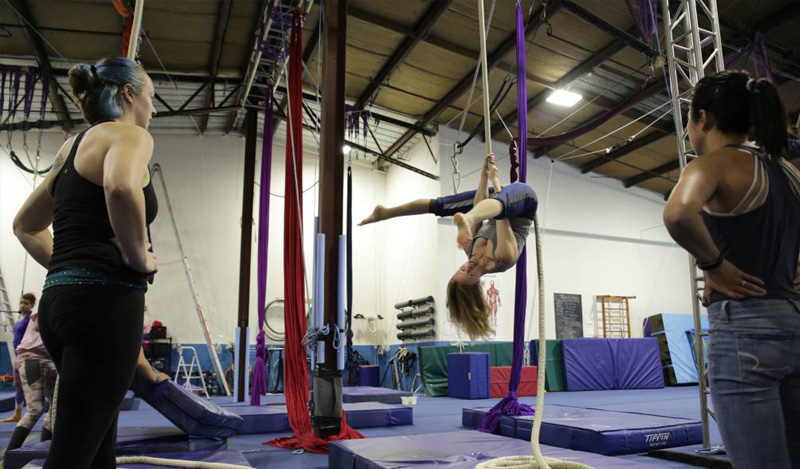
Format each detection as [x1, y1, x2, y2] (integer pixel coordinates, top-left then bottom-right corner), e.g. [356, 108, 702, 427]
[725, 31, 773, 82]
[526, 84, 652, 148]
[251, 86, 275, 406]
[478, 1, 534, 434]
[637, 0, 658, 44]
[39, 69, 49, 119]
[23, 68, 36, 119]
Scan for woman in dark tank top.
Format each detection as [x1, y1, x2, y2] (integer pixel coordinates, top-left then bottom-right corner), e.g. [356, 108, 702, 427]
[12, 57, 160, 469]
[664, 71, 800, 469]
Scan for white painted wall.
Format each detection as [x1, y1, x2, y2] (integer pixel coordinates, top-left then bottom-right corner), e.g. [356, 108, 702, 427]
[0, 129, 385, 347]
[1, 124, 693, 348]
[380, 126, 694, 343]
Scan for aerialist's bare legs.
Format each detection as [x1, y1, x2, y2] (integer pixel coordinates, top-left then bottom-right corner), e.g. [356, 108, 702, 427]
[453, 199, 503, 248]
[359, 199, 431, 226]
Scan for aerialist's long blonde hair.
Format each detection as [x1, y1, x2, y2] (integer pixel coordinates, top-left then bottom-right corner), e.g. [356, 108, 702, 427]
[446, 278, 493, 341]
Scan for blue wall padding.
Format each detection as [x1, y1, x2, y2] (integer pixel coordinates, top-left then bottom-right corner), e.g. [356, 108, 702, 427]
[562, 339, 664, 391]
[562, 339, 615, 391]
[0, 391, 16, 412]
[463, 406, 702, 456]
[646, 314, 709, 384]
[329, 429, 670, 469]
[130, 374, 243, 437]
[614, 338, 664, 389]
[342, 386, 410, 404]
[4, 427, 225, 469]
[0, 342, 13, 375]
[358, 365, 380, 387]
[447, 353, 490, 399]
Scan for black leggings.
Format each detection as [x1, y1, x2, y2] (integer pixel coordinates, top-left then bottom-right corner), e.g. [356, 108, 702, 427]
[38, 285, 144, 469]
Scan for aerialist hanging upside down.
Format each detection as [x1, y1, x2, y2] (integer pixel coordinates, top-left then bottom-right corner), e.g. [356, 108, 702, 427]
[360, 154, 537, 340]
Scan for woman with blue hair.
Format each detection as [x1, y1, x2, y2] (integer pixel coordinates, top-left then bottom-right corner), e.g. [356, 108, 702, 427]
[13, 56, 158, 468]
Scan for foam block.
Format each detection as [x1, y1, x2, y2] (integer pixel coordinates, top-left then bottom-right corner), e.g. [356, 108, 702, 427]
[490, 366, 537, 398]
[120, 390, 141, 411]
[447, 353, 490, 399]
[358, 365, 380, 387]
[329, 430, 668, 469]
[463, 405, 702, 456]
[343, 386, 411, 404]
[0, 391, 17, 412]
[5, 427, 225, 469]
[130, 374, 242, 437]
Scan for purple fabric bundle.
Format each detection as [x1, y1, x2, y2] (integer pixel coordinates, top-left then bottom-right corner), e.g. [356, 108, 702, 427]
[0, 65, 47, 120]
[478, 1, 534, 434]
[725, 31, 774, 82]
[251, 86, 275, 405]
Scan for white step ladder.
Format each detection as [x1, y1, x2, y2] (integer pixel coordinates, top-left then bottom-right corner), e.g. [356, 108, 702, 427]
[173, 346, 209, 398]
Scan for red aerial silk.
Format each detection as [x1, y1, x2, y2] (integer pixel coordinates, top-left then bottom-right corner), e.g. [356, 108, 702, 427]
[266, 10, 364, 454]
[110, 0, 135, 56]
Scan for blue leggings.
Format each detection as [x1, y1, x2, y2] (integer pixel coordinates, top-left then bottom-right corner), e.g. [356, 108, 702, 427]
[429, 182, 538, 219]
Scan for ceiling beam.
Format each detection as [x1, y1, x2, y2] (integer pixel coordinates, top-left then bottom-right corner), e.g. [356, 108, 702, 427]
[354, 0, 452, 110]
[579, 130, 669, 173]
[9, 0, 72, 132]
[489, 36, 632, 140]
[383, 1, 561, 157]
[560, 1, 656, 57]
[624, 159, 681, 187]
[199, 0, 233, 134]
[754, 2, 800, 33]
[532, 79, 668, 159]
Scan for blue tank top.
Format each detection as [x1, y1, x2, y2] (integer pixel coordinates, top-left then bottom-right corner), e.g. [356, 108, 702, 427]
[702, 145, 800, 303]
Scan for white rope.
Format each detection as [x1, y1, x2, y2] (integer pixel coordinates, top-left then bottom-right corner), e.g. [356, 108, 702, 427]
[476, 216, 596, 469]
[116, 456, 252, 469]
[477, 0, 493, 158]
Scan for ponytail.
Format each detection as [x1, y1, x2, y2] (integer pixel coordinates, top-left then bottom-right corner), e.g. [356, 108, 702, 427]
[749, 78, 788, 158]
[691, 71, 789, 158]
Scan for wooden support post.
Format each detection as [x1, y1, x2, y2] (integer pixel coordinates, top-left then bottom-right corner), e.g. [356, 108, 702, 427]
[314, 0, 346, 439]
[236, 108, 258, 401]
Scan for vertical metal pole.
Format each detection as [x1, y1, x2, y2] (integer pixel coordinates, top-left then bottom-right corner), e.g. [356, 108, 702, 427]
[661, 0, 725, 451]
[314, 0, 346, 439]
[236, 108, 258, 402]
[127, 0, 145, 60]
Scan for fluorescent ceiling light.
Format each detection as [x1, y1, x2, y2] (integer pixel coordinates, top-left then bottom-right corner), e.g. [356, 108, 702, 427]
[342, 144, 352, 154]
[546, 89, 583, 107]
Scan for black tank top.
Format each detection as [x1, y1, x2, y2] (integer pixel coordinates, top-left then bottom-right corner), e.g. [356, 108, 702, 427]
[702, 145, 800, 303]
[48, 128, 158, 287]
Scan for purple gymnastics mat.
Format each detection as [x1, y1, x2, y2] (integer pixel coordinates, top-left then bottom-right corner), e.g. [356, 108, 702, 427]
[5, 427, 226, 469]
[329, 430, 667, 469]
[463, 405, 701, 456]
[343, 386, 411, 405]
[225, 402, 413, 434]
[562, 338, 663, 391]
[21, 449, 250, 469]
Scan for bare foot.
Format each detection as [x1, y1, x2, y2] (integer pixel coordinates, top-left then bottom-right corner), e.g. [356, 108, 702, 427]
[359, 205, 386, 226]
[453, 213, 474, 249]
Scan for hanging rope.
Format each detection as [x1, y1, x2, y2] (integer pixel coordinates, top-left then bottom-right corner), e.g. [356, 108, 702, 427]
[477, 0, 533, 435]
[476, 4, 595, 468]
[251, 86, 275, 405]
[116, 456, 252, 469]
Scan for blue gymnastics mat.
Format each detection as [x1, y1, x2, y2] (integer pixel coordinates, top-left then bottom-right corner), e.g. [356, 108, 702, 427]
[343, 386, 411, 405]
[463, 405, 701, 455]
[329, 430, 668, 469]
[224, 402, 413, 434]
[21, 449, 250, 469]
[5, 427, 226, 469]
[120, 390, 141, 411]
